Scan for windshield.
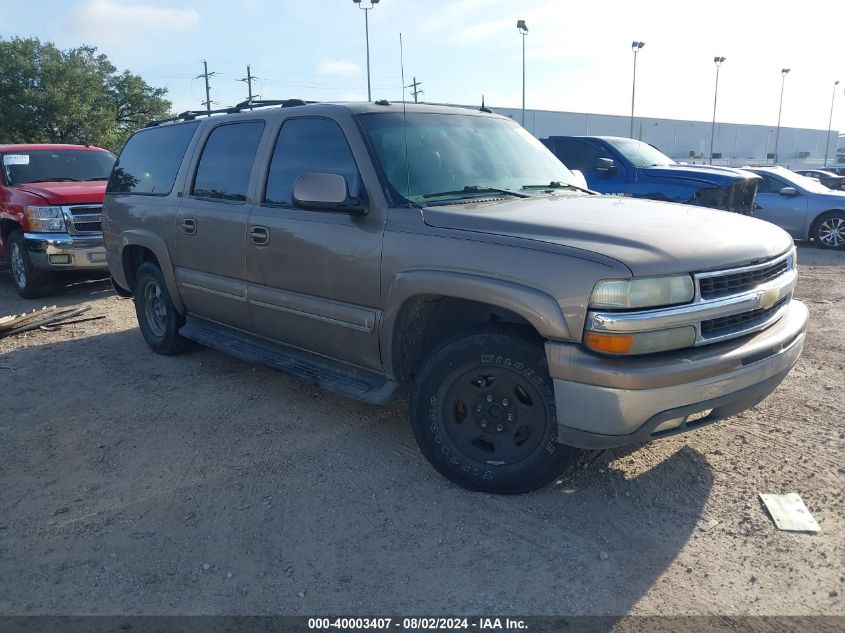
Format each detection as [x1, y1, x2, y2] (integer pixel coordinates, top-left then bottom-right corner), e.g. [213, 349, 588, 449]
[1, 149, 116, 186]
[356, 112, 579, 204]
[608, 138, 676, 168]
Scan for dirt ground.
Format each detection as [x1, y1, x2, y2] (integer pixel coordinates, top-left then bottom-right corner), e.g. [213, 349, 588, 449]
[0, 244, 842, 617]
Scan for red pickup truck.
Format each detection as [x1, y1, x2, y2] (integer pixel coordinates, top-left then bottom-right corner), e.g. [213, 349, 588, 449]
[0, 144, 115, 298]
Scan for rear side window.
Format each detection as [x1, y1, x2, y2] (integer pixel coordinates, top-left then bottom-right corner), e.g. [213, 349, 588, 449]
[107, 122, 199, 195]
[264, 118, 361, 206]
[192, 121, 265, 202]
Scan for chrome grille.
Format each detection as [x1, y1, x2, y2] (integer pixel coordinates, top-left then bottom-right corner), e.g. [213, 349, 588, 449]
[63, 204, 103, 234]
[701, 297, 789, 338]
[699, 258, 789, 300]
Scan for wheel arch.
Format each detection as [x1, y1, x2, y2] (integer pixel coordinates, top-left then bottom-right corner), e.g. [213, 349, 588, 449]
[118, 230, 184, 312]
[381, 270, 571, 387]
[808, 209, 845, 242]
[0, 218, 23, 250]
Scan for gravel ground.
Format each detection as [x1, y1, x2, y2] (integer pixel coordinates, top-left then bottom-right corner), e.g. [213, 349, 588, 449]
[0, 244, 842, 617]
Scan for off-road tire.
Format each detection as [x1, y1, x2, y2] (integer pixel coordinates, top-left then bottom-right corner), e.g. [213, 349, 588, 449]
[134, 262, 185, 354]
[409, 328, 577, 494]
[7, 230, 54, 299]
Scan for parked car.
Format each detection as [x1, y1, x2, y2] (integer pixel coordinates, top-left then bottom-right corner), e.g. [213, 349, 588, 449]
[743, 165, 845, 249]
[0, 144, 115, 298]
[794, 169, 845, 190]
[104, 102, 806, 493]
[540, 135, 760, 214]
[822, 166, 845, 177]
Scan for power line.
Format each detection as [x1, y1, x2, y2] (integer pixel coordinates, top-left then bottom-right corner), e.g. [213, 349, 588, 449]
[196, 60, 218, 114]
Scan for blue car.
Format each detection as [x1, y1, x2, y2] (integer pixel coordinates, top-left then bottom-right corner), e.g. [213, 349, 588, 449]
[541, 135, 760, 215]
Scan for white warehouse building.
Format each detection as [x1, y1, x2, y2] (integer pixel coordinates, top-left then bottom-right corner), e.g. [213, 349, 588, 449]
[478, 105, 841, 170]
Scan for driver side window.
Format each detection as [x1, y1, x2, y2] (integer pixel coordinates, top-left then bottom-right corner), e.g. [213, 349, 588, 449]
[264, 118, 362, 207]
[552, 140, 609, 172]
[757, 174, 785, 194]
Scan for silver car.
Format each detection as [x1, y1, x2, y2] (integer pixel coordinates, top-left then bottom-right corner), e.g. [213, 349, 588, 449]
[744, 166, 845, 249]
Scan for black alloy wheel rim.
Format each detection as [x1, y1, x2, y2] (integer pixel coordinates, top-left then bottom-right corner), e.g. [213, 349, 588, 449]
[441, 366, 549, 466]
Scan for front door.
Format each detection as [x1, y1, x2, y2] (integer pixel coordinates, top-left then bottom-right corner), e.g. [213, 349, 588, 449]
[753, 173, 808, 237]
[172, 120, 266, 330]
[246, 116, 384, 370]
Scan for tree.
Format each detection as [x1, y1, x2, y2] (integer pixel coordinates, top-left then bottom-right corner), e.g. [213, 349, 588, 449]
[0, 37, 171, 152]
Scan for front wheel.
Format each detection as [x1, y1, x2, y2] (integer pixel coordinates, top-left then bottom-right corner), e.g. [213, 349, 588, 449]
[133, 262, 185, 354]
[814, 212, 845, 249]
[409, 329, 577, 494]
[7, 231, 54, 299]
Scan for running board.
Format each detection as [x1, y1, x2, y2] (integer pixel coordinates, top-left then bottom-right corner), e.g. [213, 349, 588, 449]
[179, 316, 398, 405]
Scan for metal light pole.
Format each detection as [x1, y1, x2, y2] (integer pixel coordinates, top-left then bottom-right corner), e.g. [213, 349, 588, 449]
[773, 68, 790, 164]
[709, 56, 726, 165]
[517, 20, 528, 127]
[353, 0, 380, 102]
[630, 41, 645, 138]
[824, 80, 840, 167]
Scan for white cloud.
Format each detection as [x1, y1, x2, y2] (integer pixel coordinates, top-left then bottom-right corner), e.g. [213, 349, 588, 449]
[315, 58, 362, 78]
[66, 0, 200, 47]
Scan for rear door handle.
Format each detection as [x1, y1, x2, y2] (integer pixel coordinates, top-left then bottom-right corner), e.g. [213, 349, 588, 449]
[249, 225, 269, 245]
[181, 218, 197, 235]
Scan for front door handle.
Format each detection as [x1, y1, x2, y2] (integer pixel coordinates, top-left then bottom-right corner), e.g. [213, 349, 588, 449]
[249, 225, 270, 246]
[181, 218, 197, 235]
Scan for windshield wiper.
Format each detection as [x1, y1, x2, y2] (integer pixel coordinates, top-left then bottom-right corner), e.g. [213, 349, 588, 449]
[33, 177, 82, 182]
[422, 185, 530, 200]
[522, 181, 593, 195]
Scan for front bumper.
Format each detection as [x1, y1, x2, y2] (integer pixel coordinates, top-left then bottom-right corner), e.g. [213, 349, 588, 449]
[547, 299, 807, 449]
[23, 232, 108, 271]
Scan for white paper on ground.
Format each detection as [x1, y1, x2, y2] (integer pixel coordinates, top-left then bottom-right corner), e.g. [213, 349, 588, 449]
[759, 493, 820, 532]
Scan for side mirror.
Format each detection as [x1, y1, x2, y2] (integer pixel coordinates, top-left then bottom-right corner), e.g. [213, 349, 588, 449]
[779, 186, 799, 197]
[595, 157, 617, 176]
[292, 172, 368, 215]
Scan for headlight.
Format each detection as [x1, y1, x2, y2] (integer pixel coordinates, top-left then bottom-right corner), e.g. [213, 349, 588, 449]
[589, 275, 695, 309]
[26, 206, 66, 233]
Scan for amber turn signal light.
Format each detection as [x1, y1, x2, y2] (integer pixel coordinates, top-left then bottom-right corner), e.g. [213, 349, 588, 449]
[584, 332, 634, 354]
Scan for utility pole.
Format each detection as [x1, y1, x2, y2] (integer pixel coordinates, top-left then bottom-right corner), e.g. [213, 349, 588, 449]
[239, 65, 258, 101]
[406, 77, 423, 103]
[196, 60, 217, 114]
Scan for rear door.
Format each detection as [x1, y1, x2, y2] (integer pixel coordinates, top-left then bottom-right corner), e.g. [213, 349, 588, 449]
[752, 173, 808, 237]
[245, 115, 385, 370]
[172, 120, 265, 330]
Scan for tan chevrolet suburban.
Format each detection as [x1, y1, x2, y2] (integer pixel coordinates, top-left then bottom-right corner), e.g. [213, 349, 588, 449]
[103, 101, 807, 494]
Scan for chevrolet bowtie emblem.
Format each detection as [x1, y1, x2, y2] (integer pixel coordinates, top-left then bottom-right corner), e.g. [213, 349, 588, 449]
[758, 287, 781, 310]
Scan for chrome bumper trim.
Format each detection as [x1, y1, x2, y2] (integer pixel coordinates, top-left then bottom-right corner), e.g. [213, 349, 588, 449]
[22, 232, 108, 270]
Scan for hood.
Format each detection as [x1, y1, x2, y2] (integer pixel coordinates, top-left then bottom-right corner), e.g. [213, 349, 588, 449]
[422, 194, 793, 277]
[16, 181, 107, 205]
[641, 164, 760, 187]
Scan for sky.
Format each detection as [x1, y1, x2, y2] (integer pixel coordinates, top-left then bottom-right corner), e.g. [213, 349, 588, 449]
[2, 0, 844, 132]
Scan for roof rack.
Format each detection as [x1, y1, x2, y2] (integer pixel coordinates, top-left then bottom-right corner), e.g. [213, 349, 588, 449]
[144, 98, 318, 128]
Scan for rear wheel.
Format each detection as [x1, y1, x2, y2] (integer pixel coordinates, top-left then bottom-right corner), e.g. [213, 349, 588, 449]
[409, 329, 577, 494]
[133, 262, 185, 354]
[814, 212, 845, 249]
[7, 230, 53, 299]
